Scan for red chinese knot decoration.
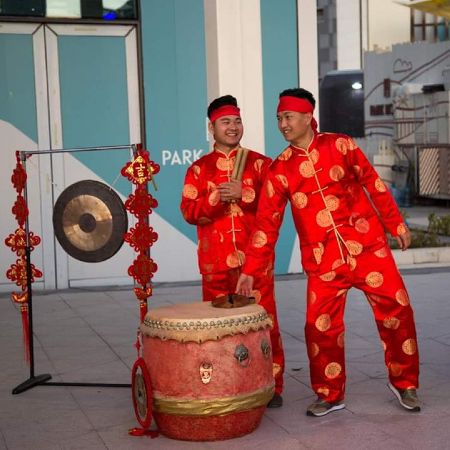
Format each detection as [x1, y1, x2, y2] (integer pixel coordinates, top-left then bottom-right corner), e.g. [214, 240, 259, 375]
[122, 144, 159, 322]
[5, 152, 43, 362]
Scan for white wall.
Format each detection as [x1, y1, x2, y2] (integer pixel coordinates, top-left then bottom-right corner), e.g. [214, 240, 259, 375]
[204, 0, 265, 153]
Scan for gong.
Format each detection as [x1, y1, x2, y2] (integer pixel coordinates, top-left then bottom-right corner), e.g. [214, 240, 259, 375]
[53, 180, 128, 263]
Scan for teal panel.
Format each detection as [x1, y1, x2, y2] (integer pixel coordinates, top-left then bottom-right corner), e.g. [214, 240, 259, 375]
[141, 0, 208, 243]
[0, 34, 37, 142]
[261, 0, 299, 274]
[58, 35, 131, 195]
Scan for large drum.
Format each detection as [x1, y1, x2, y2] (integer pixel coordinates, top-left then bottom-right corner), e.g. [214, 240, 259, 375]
[140, 301, 274, 441]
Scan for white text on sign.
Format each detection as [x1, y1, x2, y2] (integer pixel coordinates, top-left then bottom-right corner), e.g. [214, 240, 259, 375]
[162, 149, 204, 166]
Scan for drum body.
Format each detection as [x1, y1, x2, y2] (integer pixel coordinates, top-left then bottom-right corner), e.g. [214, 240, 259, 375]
[141, 302, 274, 441]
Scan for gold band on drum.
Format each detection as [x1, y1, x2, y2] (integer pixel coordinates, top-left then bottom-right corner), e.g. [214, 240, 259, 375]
[153, 383, 275, 416]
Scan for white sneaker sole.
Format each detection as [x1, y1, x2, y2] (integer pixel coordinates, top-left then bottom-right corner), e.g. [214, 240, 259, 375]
[307, 402, 346, 417]
[388, 382, 421, 412]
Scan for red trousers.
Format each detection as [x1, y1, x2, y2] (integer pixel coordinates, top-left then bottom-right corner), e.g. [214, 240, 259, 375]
[306, 248, 419, 403]
[202, 268, 285, 394]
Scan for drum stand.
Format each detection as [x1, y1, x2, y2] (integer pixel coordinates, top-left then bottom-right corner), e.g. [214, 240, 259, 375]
[12, 145, 134, 394]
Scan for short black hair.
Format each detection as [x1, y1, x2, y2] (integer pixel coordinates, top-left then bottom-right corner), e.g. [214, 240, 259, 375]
[279, 88, 316, 108]
[207, 95, 238, 119]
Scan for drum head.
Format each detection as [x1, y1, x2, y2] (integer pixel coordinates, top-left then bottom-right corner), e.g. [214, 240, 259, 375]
[131, 358, 153, 429]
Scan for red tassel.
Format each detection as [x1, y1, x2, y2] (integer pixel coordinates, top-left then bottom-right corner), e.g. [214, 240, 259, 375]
[20, 304, 30, 364]
[128, 427, 159, 438]
[139, 300, 147, 323]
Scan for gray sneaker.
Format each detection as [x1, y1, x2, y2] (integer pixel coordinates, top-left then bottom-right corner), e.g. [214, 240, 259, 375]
[388, 383, 421, 412]
[306, 398, 345, 417]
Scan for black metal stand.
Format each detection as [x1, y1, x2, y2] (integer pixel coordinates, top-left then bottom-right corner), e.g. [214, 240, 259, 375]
[12, 246, 52, 394]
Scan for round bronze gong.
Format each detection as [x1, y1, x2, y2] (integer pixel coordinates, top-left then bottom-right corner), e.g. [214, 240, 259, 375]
[53, 180, 128, 263]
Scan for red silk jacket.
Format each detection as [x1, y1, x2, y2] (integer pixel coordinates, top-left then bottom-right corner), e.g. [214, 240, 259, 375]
[243, 132, 407, 278]
[180, 147, 271, 274]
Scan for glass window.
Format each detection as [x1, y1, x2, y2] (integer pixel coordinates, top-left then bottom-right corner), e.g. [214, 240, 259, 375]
[0, 0, 137, 20]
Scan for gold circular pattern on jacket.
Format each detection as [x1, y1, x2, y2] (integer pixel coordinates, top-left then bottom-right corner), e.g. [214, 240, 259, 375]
[374, 247, 388, 258]
[299, 160, 315, 178]
[383, 316, 400, 329]
[216, 157, 233, 172]
[317, 387, 329, 397]
[309, 148, 320, 164]
[252, 230, 268, 248]
[251, 289, 262, 303]
[324, 195, 339, 211]
[226, 250, 245, 268]
[335, 137, 349, 155]
[402, 338, 417, 355]
[397, 223, 408, 235]
[325, 362, 342, 379]
[365, 271, 384, 288]
[208, 190, 220, 206]
[337, 332, 345, 348]
[348, 256, 357, 271]
[310, 342, 320, 358]
[278, 148, 292, 160]
[276, 174, 289, 189]
[375, 177, 387, 192]
[199, 238, 210, 253]
[337, 288, 348, 298]
[389, 361, 402, 377]
[183, 184, 198, 199]
[242, 187, 256, 203]
[329, 165, 345, 181]
[202, 263, 214, 273]
[266, 180, 275, 198]
[313, 247, 323, 265]
[355, 218, 370, 233]
[315, 313, 331, 331]
[395, 288, 410, 306]
[254, 158, 264, 173]
[346, 240, 363, 256]
[193, 164, 201, 178]
[381, 340, 387, 351]
[316, 209, 333, 228]
[348, 137, 358, 150]
[292, 191, 308, 209]
[331, 258, 344, 270]
[319, 271, 336, 282]
[308, 290, 317, 304]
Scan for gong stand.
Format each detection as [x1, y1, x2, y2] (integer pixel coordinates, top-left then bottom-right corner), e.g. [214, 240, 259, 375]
[12, 145, 136, 394]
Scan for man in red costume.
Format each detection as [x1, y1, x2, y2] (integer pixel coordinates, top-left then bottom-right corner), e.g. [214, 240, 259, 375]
[237, 88, 420, 416]
[180, 95, 285, 407]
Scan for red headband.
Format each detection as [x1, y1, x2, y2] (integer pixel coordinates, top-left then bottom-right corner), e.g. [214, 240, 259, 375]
[209, 105, 240, 123]
[277, 96, 318, 132]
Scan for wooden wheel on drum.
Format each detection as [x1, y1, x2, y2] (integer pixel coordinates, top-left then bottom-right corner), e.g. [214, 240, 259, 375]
[131, 358, 153, 429]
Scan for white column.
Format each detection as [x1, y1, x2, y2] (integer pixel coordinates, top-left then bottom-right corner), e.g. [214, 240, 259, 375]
[297, 0, 320, 123]
[204, 0, 265, 153]
[336, 0, 362, 69]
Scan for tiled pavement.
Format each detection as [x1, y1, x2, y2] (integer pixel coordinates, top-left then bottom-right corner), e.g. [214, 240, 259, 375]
[1, 266, 450, 450]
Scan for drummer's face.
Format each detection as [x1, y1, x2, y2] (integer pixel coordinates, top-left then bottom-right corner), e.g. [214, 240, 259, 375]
[209, 115, 243, 153]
